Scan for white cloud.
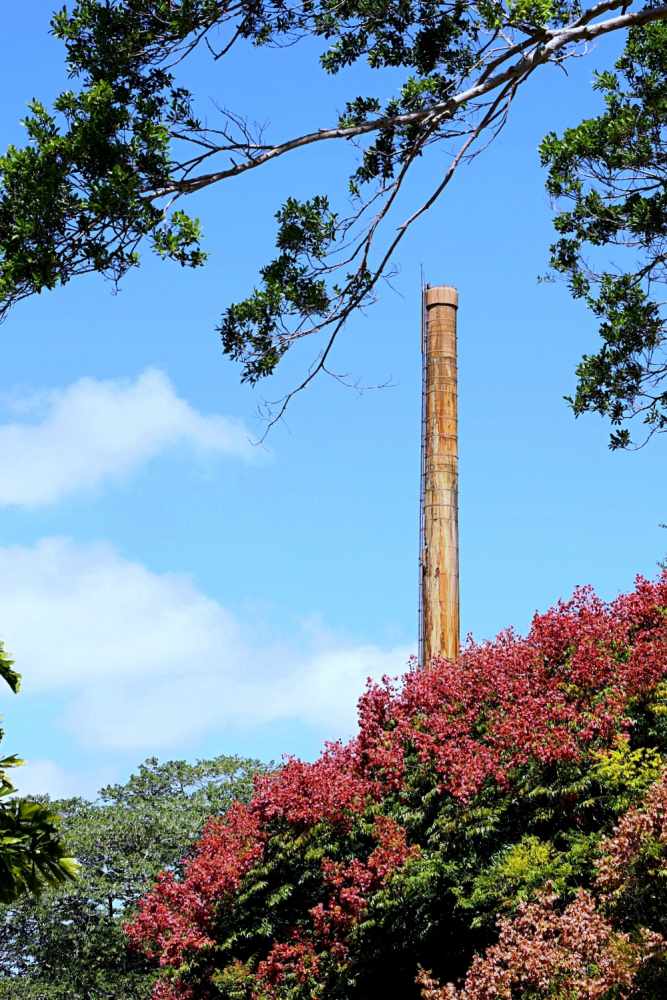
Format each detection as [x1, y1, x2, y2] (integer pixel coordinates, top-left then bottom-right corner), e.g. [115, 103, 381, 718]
[0, 539, 409, 751]
[0, 369, 253, 507]
[11, 758, 116, 801]
[12, 759, 83, 800]
[11, 759, 72, 799]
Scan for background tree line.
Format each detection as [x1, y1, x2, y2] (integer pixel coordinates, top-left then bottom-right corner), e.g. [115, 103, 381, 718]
[0, 753, 264, 999]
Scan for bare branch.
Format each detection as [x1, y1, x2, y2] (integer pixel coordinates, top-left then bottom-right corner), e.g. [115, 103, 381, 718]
[256, 79, 519, 438]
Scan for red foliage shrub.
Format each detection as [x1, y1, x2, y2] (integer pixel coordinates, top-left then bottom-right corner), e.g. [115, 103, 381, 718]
[126, 574, 667, 999]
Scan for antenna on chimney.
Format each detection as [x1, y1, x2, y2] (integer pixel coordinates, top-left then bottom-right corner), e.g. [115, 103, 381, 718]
[419, 283, 460, 666]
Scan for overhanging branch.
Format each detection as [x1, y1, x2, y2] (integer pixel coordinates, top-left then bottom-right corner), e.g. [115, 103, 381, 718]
[154, 2, 667, 199]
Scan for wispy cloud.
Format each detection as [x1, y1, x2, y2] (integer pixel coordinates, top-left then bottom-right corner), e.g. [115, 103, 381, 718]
[0, 539, 409, 751]
[0, 369, 253, 507]
[12, 758, 112, 801]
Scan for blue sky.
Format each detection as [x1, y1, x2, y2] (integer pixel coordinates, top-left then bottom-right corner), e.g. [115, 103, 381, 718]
[0, 8, 664, 799]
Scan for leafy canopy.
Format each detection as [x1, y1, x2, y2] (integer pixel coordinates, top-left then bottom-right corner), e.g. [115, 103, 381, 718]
[541, 22, 667, 447]
[0, 0, 666, 435]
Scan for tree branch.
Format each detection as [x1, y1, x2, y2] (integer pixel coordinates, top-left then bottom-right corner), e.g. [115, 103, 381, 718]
[154, 3, 667, 199]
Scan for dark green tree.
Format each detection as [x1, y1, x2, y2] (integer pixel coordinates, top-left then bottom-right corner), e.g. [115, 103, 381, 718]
[0, 0, 665, 433]
[0, 643, 76, 904]
[0, 754, 264, 999]
[541, 22, 667, 448]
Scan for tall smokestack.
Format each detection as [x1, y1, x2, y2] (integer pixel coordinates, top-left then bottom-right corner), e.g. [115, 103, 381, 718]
[419, 285, 460, 666]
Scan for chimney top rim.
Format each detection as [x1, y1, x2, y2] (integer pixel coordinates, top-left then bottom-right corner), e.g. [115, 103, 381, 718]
[425, 286, 458, 308]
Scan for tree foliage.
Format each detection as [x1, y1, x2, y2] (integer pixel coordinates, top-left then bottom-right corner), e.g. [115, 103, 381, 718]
[128, 573, 667, 999]
[0, 1, 665, 433]
[542, 22, 667, 448]
[0, 643, 75, 904]
[0, 754, 264, 999]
